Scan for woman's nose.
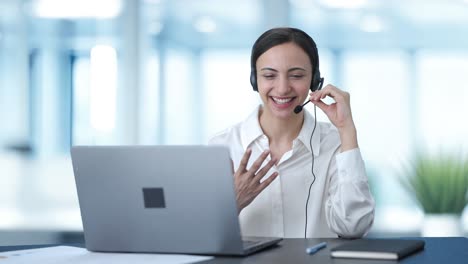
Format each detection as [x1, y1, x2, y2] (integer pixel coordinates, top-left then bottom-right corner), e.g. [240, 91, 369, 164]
[276, 76, 290, 94]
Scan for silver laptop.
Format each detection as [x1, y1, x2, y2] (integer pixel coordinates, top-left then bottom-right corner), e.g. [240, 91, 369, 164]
[71, 145, 282, 256]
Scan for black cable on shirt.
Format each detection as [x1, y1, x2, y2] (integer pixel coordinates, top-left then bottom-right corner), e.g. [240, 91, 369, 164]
[304, 105, 318, 239]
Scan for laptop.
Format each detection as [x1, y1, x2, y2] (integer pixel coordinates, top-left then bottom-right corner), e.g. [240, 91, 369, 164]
[71, 145, 282, 256]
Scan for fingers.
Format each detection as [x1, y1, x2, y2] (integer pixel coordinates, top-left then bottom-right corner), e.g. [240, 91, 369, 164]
[233, 149, 279, 212]
[257, 171, 279, 192]
[253, 157, 277, 182]
[237, 148, 252, 172]
[310, 84, 349, 103]
[249, 150, 271, 174]
[310, 97, 329, 112]
[237, 148, 277, 183]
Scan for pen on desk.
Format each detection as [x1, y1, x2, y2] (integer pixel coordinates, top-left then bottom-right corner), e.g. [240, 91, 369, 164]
[306, 242, 327, 255]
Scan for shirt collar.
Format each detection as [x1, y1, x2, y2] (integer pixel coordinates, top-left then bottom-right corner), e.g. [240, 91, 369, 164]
[240, 105, 321, 156]
[240, 105, 264, 149]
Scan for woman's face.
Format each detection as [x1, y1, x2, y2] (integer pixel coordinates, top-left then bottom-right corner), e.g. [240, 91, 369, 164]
[256, 42, 313, 120]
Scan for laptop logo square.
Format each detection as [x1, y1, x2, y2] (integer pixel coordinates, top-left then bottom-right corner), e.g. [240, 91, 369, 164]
[142, 188, 166, 208]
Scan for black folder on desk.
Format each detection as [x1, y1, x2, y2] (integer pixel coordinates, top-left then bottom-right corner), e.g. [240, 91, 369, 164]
[330, 239, 425, 260]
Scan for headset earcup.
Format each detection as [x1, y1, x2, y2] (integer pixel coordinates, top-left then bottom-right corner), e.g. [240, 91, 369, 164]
[311, 70, 319, 92]
[250, 70, 258, 91]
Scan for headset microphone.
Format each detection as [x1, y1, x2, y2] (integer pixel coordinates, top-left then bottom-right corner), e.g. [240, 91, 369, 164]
[294, 100, 311, 114]
[293, 76, 324, 114]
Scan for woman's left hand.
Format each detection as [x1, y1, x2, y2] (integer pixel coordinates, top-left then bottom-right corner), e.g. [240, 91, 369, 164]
[309, 84, 353, 129]
[309, 84, 358, 151]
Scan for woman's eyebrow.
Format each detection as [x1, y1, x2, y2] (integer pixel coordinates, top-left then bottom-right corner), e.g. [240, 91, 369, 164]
[260, 67, 278, 72]
[288, 67, 306, 72]
[260, 67, 307, 72]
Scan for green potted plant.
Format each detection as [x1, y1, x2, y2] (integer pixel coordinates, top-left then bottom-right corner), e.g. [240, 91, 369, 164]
[399, 152, 468, 236]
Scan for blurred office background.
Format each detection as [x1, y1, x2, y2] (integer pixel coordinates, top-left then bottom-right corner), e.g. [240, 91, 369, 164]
[1, 0, 468, 245]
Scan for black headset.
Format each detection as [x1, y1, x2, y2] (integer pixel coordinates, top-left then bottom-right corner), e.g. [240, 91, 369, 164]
[250, 38, 324, 93]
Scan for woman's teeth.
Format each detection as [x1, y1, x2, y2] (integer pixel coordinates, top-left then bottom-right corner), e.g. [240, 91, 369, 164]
[272, 97, 293, 104]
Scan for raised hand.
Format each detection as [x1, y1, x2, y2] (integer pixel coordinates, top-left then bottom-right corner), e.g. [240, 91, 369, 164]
[310, 84, 358, 151]
[234, 149, 279, 213]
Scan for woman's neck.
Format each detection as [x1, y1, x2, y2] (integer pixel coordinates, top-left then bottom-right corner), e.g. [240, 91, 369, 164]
[258, 107, 304, 144]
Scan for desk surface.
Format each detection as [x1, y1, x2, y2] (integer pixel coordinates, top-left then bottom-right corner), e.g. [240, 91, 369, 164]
[1, 237, 467, 264]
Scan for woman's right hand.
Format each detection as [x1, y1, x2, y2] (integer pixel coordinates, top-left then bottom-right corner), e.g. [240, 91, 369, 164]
[234, 148, 279, 214]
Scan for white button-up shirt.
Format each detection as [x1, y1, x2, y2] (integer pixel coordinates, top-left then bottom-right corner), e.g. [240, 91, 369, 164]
[208, 106, 375, 238]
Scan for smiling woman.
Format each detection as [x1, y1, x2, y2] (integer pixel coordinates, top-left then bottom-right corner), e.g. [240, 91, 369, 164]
[209, 27, 375, 239]
[2, 0, 468, 247]
[256, 42, 312, 119]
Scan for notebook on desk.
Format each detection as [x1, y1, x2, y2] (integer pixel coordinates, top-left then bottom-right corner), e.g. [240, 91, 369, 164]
[330, 238, 425, 260]
[71, 145, 282, 256]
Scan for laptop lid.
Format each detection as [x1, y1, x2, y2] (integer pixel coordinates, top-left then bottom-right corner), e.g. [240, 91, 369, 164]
[71, 145, 247, 255]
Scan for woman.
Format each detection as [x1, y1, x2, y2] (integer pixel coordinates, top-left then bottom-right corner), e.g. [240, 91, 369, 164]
[209, 27, 374, 238]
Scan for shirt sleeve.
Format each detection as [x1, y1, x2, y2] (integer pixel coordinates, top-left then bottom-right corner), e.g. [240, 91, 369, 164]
[325, 148, 375, 238]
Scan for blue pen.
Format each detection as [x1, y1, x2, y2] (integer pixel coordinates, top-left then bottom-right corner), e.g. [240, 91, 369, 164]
[306, 242, 327, 255]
